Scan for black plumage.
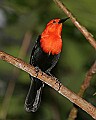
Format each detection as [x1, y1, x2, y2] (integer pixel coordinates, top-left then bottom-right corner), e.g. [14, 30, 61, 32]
[25, 35, 60, 112]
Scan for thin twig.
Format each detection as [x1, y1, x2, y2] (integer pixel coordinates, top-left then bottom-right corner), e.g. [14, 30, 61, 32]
[52, 0, 96, 49]
[0, 51, 96, 119]
[0, 32, 31, 119]
[68, 61, 96, 120]
[52, 0, 96, 119]
[79, 61, 96, 96]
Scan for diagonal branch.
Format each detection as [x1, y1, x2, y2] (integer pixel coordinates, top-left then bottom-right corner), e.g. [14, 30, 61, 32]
[79, 61, 96, 97]
[68, 61, 96, 120]
[0, 51, 96, 119]
[52, 0, 96, 49]
[52, 0, 96, 119]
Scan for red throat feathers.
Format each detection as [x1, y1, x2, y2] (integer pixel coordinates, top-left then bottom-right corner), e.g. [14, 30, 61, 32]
[40, 19, 63, 55]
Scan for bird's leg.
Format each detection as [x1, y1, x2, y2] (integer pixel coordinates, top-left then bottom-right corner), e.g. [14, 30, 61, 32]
[45, 70, 55, 79]
[55, 79, 62, 91]
[35, 66, 40, 78]
[45, 71, 61, 91]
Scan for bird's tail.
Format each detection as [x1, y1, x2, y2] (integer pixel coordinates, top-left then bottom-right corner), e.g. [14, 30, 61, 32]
[25, 77, 44, 112]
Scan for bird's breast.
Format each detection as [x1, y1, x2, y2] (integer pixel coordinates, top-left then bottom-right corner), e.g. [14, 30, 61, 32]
[40, 35, 62, 55]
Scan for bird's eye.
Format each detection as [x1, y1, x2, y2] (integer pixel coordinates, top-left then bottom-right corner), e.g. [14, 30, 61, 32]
[53, 21, 56, 23]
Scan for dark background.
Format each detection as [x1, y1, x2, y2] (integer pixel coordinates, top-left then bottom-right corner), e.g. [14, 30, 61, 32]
[0, 0, 96, 120]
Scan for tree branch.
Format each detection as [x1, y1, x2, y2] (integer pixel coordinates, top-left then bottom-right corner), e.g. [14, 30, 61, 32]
[68, 61, 96, 120]
[52, 0, 96, 119]
[0, 31, 31, 119]
[79, 61, 96, 96]
[0, 51, 96, 119]
[52, 0, 96, 49]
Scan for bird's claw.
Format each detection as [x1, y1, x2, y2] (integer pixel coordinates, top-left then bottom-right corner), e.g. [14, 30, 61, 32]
[55, 79, 62, 91]
[35, 66, 39, 77]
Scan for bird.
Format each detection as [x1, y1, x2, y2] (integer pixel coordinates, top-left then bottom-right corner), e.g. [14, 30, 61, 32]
[25, 18, 69, 112]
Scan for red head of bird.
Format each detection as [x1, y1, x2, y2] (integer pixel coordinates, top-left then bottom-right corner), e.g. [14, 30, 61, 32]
[40, 18, 69, 55]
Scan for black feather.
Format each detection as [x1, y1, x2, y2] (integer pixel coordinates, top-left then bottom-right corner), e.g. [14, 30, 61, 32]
[25, 35, 60, 112]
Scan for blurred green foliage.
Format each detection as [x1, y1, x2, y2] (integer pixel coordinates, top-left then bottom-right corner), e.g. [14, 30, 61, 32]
[0, 0, 96, 120]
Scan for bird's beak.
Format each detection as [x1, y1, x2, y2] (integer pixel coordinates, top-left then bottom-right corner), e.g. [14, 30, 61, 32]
[58, 17, 69, 24]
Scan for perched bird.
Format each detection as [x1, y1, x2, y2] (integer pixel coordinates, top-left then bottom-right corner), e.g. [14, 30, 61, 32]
[25, 18, 69, 112]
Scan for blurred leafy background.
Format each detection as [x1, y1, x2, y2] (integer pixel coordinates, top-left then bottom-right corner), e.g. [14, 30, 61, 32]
[0, 0, 96, 120]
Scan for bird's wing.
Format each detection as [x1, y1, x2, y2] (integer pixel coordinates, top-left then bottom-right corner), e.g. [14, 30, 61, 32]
[30, 35, 41, 65]
[45, 53, 60, 73]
